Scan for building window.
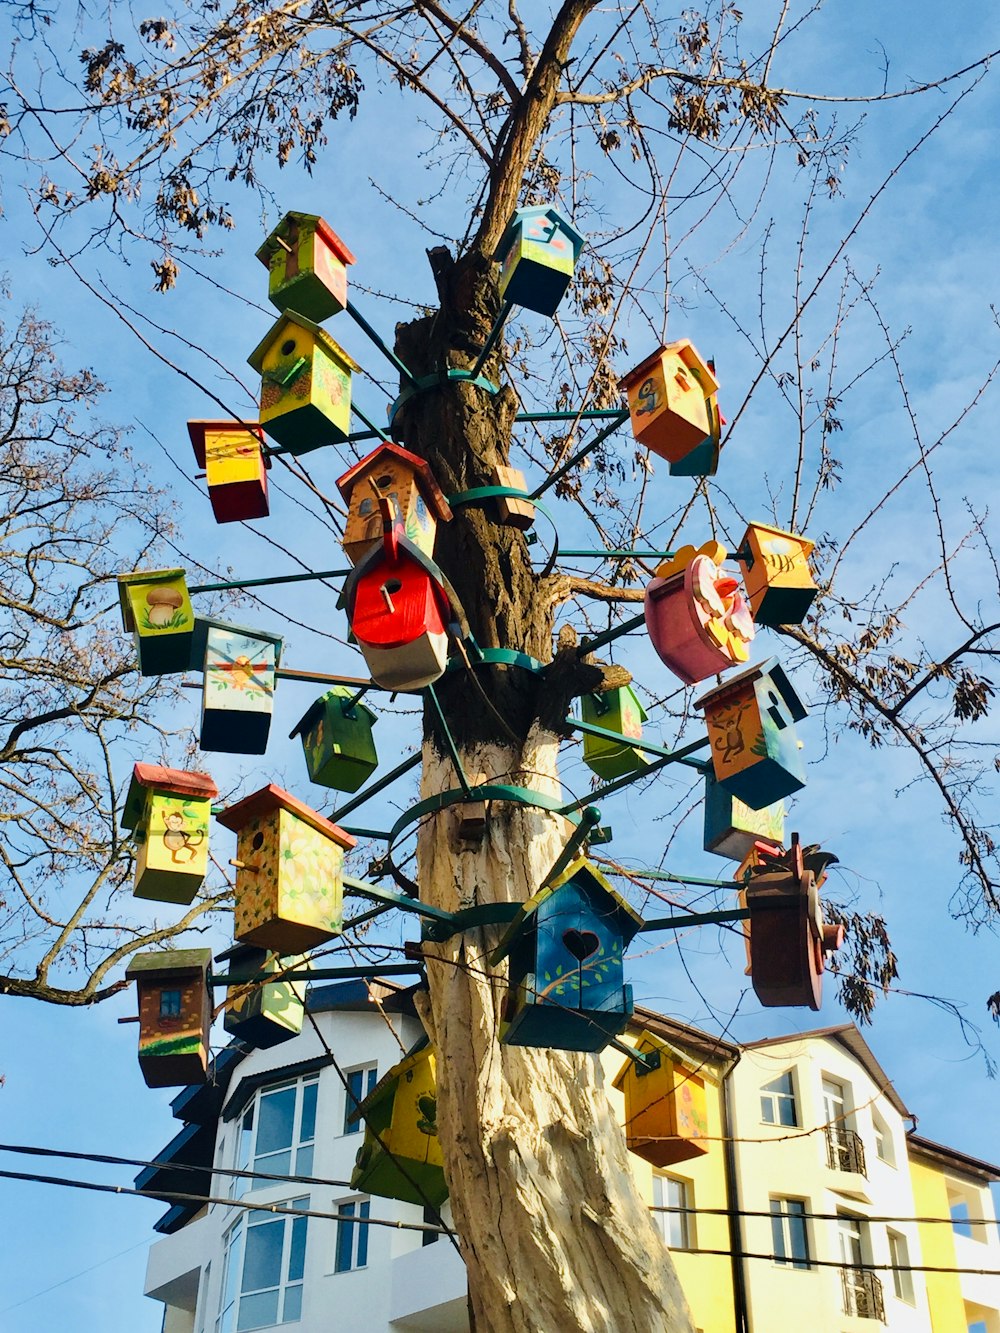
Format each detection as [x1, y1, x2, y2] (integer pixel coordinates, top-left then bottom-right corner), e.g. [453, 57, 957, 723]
[653, 1174, 694, 1250]
[887, 1230, 915, 1303]
[872, 1111, 895, 1166]
[195, 1262, 211, 1333]
[334, 1197, 370, 1273]
[948, 1182, 984, 1241]
[342, 1065, 378, 1135]
[760, 1071, 797, 1127]
[160, 988, 182, 1019]
[216, 1197, 308, 1332]
[769, 1197, 810, 1269]
[232, 1076, 319, 1198]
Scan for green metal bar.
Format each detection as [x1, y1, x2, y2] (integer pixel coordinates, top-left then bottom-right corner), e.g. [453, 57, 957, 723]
[516, 409, 628, 423]
[209, 962, 421, 986]
[339, 685, 372, 716]
[570, 718, 713, 771]
[190, 567, 350, 595]
[351, 402, 391, 443]
[421, 902, 521, 942]
[530, 407, 630, 500]
[343, 875, 458, 925]
[338, 826, 392, 840]
[611, 866, 740, 890]
[469, 300, 514, 380]
[576, 610, 646, 656]
[641, 906, 750, 933]
[331, 752, 422, 822]
[345, 299, 419, 387]
[559, 736, 710, 814]
[608, 1038, 662, 1072]
[343, 902, 398, 929]
[559, 549, 675, 560]
[539, 806, 602, 889]
[426, 683, 472, 797]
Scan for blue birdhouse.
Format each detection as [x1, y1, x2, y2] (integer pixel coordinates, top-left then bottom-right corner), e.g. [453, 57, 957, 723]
[196, 618, 283, 755]
[703, 771, 785, 861]
[495, 206, 585, 317]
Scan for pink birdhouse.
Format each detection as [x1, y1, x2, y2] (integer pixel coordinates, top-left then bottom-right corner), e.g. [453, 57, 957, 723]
[644, 543, 755, 686]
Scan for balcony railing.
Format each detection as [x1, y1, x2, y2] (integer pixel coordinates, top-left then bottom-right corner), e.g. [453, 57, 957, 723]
[826, 1124, 867, 1176]
[841, 1267, 886, 1322]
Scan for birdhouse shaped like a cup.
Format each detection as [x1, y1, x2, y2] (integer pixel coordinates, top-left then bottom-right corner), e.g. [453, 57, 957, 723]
[188, 420, 270, 524]
[496, 205, 585, 317]
[125, 949, 212, 1088]
[580, 686, 651, 781]
[492, 857, 642, 1053]
[644, 543, 755, 686]
[122, 764, 219, 904]
[117, 568, 195, 676]
[696, 658, 808, 810]
[621, 341, 720, 465]
[612, 1032, 711, 1168]
[218, 942, 307, 1050]
[289, 687, 378, 793]
[336, 443, 453, 566]
[350, 1039, 447, 1207]
[217, 784, 356, 953]
[248, 313, 359, 454]
[737, 523, 817, 627]
[703, 771, 785, 861]
[256, 212, 355, 323]
[197, 618, 283, 755]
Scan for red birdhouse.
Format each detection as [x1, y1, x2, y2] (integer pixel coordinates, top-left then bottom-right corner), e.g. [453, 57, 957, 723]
[187, 420, 270, 524]
[644, 542, 755, 686]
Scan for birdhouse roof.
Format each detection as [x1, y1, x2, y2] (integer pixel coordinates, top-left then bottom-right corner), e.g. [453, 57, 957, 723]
[215, 782, 357, 850]
[125, 948, 212, 982]
[619, 339, 720, 398]
[347, 1035, 433, 1124]
[611, 1028, 714, 1092]
[335, 443, 453, 522]
[491, 855, 643, 962]
[255, 212, 356, 270]
[288, 687, 378, 740]
[739, 521, 815, 557]
[117, 568, 188, 632]
[496, 205, 585, 262]
[694, 656, 808, 722]
[187, 419, 269, 470]
[122, 764, 219, 831]
[192, 616, 284, 666]
[246, 312, 361, 375]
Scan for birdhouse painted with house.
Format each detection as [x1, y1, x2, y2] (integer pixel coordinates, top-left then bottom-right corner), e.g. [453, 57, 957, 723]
[336, 442, 453, 566]
[703, 771, 785, 861]
[256, 212, 356, 323]
[248, 313, 359, 454]
[219, 943, 307, 1050]
[670, 374, 723, 477]
[737, 523, 817, 627]
[350, 1039, 447, 1207]
[696, 658, 808, 810]
[197, 618, 283, 755]
[496, 205, 585, 317]
[217, 784, 356, 953]
[644, 543, 755, 686]
[492, 857, 642, 1052]
[187, 420, 270, 524]
[125, 949, 212, 1088]
[289, 687, 379, 793]
[117, 568, 195, 676]
[122, 764, 218, 904]
[621, 341, 720, 465]
[580, 686, 651, 781]
[612, 1032, 710, 1168]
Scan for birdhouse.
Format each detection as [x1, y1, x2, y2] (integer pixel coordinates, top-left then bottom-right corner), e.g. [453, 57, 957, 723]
[117, 568, 196, 676]
[612, 1032, 710, 1168]
[492, 857, 642, 1052]
[580, 686, 651, 781]
[256, 211, 356, 323]
[216, 784, 356, 953]
[703, 771, 785, 861]
[736, 523, 817, 627]
[247, 312, 359, 454]
[670, 376, 723, 477]
[218, 943, 307, 1050]
[122, 763, 219, 904]
[197, 618, 283, 755]
[125, 949, 212, 1088]
[620, 341, 720, 465]
[489, 464, 535, 529]
[696, 658, 808, 810]
[644, 543, 755, 686]
[289, 687, 379, 793]
[350, 1039, 447, 1207]
[336, 442, 453, 566]
[495, 205, 585, 317]
[187, 420, 270, 524]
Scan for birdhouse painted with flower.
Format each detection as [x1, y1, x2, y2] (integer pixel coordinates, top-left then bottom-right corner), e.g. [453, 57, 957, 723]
[248, 313, 359, 454]
[197, 618, 283, 755]
[117, 568, 196, 676]
[644, 543, 755, 685]
[612, 1032, 711, 1168]
[219, 942, 307, 1050]
[256, 212, 356, 323]
[290, 687, 379, 793]
[125, 949, 212, 1088]
[496, 205, 585, 317]
[621, 341, 720, 465]
[217, 784, 356, 953]
[350, 1039, 448, 1207]
[122, 763, 218, 904]
[703, 772, 785, 861]
[336, 442, 453, 566]
[580, 686, 650, 780]
[737, 523, 817, 626]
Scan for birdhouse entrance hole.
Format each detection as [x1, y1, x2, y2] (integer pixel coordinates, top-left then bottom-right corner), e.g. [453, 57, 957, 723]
[280, 338, 296, 356]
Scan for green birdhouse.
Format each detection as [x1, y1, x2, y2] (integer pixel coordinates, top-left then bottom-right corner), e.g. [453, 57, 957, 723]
[117, 568, 195, 676]
[580, 686, 651, 780]
[256, 211, 356, 323]
[218, 942, 307, 1050]
[122, 763, 219, 904]
[495, 205, 585, 317]
[196, 617, 283, 756]
[289, 687, 378, 794]
[125, 949, 212, 1088]
[248, 312, 360, 454]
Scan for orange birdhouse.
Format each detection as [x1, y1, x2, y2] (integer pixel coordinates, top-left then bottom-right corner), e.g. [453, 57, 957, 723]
[256, 211, 355, 323]
[613, 1031, 711, 1168]
[620, 341, 720, 465]
[188, 420, 270, 524]
[737, 523, 817, 627]
[336, 442, 452, 566]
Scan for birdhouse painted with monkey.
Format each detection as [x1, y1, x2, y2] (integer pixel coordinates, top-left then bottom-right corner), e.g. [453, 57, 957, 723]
[188, 420, 270, 524]
[620, 341, 720, 465]
[248, 313, 359, 454]
[197, 618, 283, 755]
[290, 687, 379, 793]
[612, 1031, 711, 1168]
[256, 212, 356, 323]
[703, 771, 785, 861]
[117, 568, 196, 676]
[644, 543, 755, 686]
[580, 686, 651, 781]
[122, 763, 218, 904]
[336, 442, 453, 566]
[125, 949, 212, 1088]
[737, 523, 817, 627]
[219, 942, 307, 1050]
[496, 205, 585, 317]
[350, 1039, 448, 1207]
[217, 784, 356, 953]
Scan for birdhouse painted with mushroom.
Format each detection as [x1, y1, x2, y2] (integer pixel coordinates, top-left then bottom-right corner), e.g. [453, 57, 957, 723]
[612, 1032, 711, 1168]
[703, 771, 785, 861]
[197, 618, 283, 755]
[492, 857, 642, 1052]
[621, 341, 720, 465]
[187, 419, 270, 524]
[644, 543, 755, 686]
[219, 942, 307, 1050]
[580, 686, 651, 781]
[350, 1039, 447, 1207]
[125, 949, 212, 1088]
[248, 313, 359, 454]
[256, 211, 356, 323]
[290, 687, 379, 793]
[122, 764, 219, 904]
[696, 658, 808, 810]
[336, 442, 453, 566]
[737, 523, 817, 627]
[117, 568, 195, 676]
[496, 205, 585, 317]
[216, 784, 356, 953]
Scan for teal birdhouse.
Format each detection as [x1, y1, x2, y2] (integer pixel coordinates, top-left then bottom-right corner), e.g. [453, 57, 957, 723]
[248, 312, 360, 454]
[496, 206, 585, 317]
[218, 942, 307, 1050]
[256, 212, 355, 323]
[196, 618, 283, 755]
[492, 857, 642, 1052]
[703, 771, 785, 861]
[289, 687, 378, 793]
[580, 686, 651, 781]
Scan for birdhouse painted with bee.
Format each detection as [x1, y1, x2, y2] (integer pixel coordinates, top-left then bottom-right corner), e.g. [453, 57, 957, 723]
[289, 687, 379, 794]
[336, 442, 453, 566]
[696, 658, 808, 810]
[737, 523, 818, 626]
[125, 949, 213, 1088]
[217, 784, 356, 953]
[256, 211, 356, 323]
[703, 771, 785, 861]
[612, 1032, 711, 1168]
[644, 543, 755, 686]
[122, 763, 219, 904]
[670, 372, 723, 477]
[580, 686, 651, 781]
[218, 942, 308, 1050]
[495, 205, 585, 317]
[247, 313, 359, 454]
[350, 1039, 447, 1207]
[117, 568, 196, 676]
[620, 341, 720, 465]
[492, 857, 642, 1052]
[196, 618, 283, 755]
[187, 419, 270, 524]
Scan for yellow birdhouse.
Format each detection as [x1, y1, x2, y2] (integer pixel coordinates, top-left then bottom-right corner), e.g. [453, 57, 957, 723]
[247, 313, 360, 455]
[612, 1031, 711, 1168]
[620, 341, 720, 465]
[117, 568, 195, 675]
[256, 211, 355, 323]
[188, 419, 270, 524]
[122, 764, 219, 904]
[737, 523, 817, 627]
[336, 442, 453, 565]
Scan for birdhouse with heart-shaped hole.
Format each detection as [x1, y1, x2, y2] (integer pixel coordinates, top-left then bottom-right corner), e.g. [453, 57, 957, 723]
[218, 942, 308, 1050]
[289, 687, 379, 794]
[612, 1031, 711, 1168]
[703, 771, 785, 861]
[621, 341, 720, 465]
[256, 212, 356, 323]
[248, 313, 359, 454]
[188, 419, 270, 524]
[196, 618, 283, 755]
[736, 522, 817, 627]
[118, 568, 196, 676]
[336, 442, 453, 566]
[125, 949, 212, 1088]
[644, 542, 755, 686]
[496, 206, 585, 317]
[580, 685, 651, 781]
[122, 763, 218, 904]
[670, 369, 723, 477]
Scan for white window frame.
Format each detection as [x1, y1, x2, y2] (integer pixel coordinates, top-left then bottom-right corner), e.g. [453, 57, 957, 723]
[216, 1196, 308, 1333]
[770, 1196, 811, 1269]
[872, 1109, 895, 1166]
[760, 1071, 798, 1127]
[652, 1174, 694, 1250]
[231, 1075, 319, 1199]
[194, 1261, 211, 1333]
[334, 1196, 371, 1273]
[341, 1064, 378, 1135]
[887, 1229, 915, 1303]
